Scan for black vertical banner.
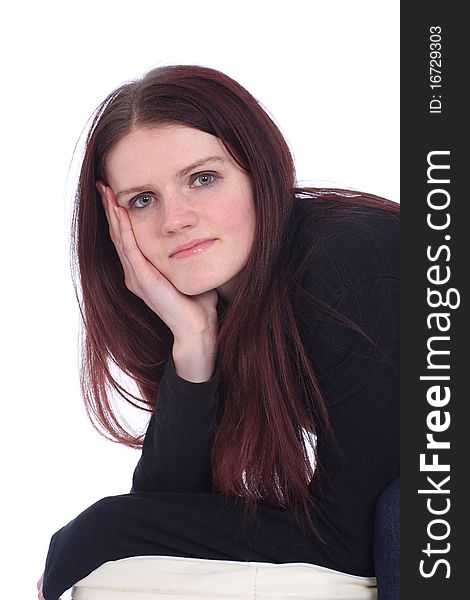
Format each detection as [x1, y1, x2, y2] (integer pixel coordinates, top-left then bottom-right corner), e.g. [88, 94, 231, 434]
[401, 3, 466, 599]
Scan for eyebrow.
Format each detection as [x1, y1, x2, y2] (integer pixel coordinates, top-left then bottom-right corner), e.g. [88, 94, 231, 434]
[115, 155, 227, 200]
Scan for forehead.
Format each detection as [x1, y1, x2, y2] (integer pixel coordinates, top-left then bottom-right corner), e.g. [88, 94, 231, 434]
[105, 124, 231, 181]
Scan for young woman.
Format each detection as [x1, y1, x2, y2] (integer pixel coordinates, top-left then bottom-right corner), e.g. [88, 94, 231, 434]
[39, 65, 399, 600]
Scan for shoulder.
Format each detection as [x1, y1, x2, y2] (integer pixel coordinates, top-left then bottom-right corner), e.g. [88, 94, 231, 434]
[289, 197, 399, 297]
[288, 195, 400, 389]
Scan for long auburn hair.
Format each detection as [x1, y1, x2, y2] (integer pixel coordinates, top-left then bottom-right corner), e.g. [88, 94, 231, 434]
[72, 64, 399, 534]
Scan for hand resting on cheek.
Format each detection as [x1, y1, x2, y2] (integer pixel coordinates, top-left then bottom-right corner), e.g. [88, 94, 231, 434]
[97, 182, 219, 383]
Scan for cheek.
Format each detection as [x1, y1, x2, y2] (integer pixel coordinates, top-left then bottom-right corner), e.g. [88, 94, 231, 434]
[231, 208, 256, 249]
[129, 211, 157, 239]
[129, 218, 164, 260]
[218, 195, 255, 240]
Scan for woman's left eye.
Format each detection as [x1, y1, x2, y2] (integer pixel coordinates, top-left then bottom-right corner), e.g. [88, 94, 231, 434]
[193, 172, 217, 187]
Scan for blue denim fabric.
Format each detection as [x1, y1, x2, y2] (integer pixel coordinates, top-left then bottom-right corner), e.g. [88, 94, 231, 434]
[374, 478, 400, 600]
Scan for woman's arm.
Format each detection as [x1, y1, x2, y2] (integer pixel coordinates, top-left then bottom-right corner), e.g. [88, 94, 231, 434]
[97, 183, 222, 494]
[304, 212, 400, 483]
[131, 348, 220, 493]
[296, 210, 400, 574]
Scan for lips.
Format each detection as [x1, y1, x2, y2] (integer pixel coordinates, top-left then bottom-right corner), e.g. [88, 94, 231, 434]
[170, 238, 217, 259]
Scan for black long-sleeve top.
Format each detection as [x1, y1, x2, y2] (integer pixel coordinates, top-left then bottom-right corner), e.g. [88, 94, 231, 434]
[130, 200, 400, 574]
[42, 199, 399, 600]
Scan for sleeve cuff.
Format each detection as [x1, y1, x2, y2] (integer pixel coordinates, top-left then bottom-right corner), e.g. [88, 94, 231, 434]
[156, 353, 221, 424]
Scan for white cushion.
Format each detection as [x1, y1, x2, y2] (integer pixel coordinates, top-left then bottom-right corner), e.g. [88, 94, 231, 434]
[72, 555, 377, 600]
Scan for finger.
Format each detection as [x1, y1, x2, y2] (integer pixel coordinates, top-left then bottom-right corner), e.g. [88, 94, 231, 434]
[103, 184, 119, 209]
[114, 203, 154, 274]
[95, 179, 105, 197]
[96, 180, 112, 224]
[96, 186, 148, 298]
[95, 181, 113, 230]
[98, 187, 168, 300]
[99, 191, 157, 293]
[100, 185, 117, 227]
[101, 186, 124, 250]
[37, 574, 45, 599]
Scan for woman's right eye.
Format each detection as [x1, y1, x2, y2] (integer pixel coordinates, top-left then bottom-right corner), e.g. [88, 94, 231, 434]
[131, 193, 155, 209]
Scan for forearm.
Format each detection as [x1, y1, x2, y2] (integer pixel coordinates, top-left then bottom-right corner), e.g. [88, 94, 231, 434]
[131, 345, 220, 494]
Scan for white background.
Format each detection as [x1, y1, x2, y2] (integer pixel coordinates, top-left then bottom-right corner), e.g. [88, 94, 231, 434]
[0, 1, 399, 598]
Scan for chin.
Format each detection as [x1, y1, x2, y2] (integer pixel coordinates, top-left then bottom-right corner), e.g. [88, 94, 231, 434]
[173, 278, 219, 297]
[174, 272, 235, 298]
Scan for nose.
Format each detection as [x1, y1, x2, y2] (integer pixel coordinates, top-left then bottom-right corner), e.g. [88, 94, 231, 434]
[160, 192, 198, 234]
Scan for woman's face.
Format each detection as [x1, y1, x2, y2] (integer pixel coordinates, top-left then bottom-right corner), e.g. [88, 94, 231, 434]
[105, 124, 256, 300]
